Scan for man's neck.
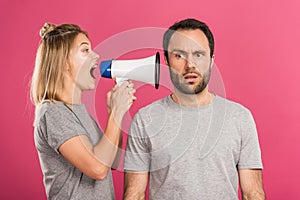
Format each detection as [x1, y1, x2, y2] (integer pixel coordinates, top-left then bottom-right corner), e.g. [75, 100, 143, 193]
[171, 87, 214, 108]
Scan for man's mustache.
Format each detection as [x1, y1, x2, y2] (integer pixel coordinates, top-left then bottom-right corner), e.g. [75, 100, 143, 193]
[182, 70, 201, 77]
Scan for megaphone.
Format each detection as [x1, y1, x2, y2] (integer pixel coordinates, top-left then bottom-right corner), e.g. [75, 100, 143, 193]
[100, 52, 160, 89]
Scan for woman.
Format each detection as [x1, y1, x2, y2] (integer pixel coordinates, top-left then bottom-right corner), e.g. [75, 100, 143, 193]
[31, 23, 136, 199]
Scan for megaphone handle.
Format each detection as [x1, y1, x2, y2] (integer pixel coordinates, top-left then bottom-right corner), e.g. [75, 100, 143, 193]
[116, 77, 129, 86]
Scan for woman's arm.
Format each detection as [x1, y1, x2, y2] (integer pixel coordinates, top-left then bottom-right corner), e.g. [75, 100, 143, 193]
[59, 81, 135, 180]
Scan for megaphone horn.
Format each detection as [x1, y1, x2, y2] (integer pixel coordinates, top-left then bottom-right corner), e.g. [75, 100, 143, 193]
[100, 52, 160, 89]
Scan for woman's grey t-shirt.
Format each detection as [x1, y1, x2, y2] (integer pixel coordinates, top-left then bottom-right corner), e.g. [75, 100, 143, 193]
[34, 101, 115, 200]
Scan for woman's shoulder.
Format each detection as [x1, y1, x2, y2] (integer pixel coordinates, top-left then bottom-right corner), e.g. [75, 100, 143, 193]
[38, 101, 67, 114]
[34, 101, 69, 126]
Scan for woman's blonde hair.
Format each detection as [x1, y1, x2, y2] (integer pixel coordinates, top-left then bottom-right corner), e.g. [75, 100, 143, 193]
[30, 23, 88, 106]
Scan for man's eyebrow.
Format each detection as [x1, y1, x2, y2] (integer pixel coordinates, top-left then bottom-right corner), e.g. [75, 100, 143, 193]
[193, 50, 206, 54]
[170, 49, 187, 53]
[170, 49, 207, 54]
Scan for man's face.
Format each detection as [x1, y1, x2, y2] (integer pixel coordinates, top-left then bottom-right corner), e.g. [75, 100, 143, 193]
[167, 29, 213, 94]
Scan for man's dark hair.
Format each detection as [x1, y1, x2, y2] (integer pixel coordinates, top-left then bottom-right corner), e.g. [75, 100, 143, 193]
[163, 18, 215, 62]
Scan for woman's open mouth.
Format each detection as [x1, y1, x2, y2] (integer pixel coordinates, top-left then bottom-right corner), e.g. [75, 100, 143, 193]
[90, 64, 97, 79]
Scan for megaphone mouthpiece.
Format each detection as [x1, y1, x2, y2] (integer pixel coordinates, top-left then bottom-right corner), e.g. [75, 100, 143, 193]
[100, 59, 112, 78]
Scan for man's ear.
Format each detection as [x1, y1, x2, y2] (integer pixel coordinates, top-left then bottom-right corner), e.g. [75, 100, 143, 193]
[210, 55, 215, 68]
[164, 55, 169, 65]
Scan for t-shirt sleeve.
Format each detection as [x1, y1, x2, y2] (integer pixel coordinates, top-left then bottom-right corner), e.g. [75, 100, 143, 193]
[124, 112, 151, 172]
[43, 105, 87, 154]
[237, 109, 263, 169]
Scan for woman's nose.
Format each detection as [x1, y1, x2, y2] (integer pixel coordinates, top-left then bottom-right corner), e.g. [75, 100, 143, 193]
[92, 51, 99, 60]
[95, 53, 100, 60]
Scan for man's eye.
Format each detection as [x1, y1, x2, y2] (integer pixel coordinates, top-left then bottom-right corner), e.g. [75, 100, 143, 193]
[174, 53, 184, 59]
[195, 53, 203, 58]
[82, 49, 90, 53]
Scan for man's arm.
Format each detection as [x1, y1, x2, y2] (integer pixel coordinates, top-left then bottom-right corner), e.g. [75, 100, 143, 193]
[124, 171, 149, 200]
[239, 169, 265, 200]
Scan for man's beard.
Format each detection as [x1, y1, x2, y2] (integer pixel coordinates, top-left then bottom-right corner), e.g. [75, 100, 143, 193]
[169, 66, 211, 95]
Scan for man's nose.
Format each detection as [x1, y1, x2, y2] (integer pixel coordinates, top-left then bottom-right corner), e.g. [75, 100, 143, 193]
[185, 54, 196, 69]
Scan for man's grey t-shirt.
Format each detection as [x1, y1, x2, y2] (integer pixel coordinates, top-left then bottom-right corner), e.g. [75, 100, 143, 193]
[124, 95, 263, 200]
[34, 101, 115, 200]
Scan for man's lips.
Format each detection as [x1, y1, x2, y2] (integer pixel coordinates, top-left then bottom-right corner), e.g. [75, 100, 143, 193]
[183, 72, 199, 83]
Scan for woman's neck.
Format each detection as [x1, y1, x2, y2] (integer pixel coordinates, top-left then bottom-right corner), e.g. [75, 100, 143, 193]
[58, 82, 82, 105]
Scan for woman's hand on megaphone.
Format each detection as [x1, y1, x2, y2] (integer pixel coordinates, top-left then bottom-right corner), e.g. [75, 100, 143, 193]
[107, 81, 136, 124]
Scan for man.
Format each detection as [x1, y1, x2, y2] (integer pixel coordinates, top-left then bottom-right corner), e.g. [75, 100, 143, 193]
[124, 18, 265, 200]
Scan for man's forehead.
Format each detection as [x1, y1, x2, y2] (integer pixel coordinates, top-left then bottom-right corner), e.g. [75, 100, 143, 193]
[168, 29, 209, 51]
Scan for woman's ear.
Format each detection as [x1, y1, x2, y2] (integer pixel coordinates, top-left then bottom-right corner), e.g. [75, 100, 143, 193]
[65, 61, 71, 72]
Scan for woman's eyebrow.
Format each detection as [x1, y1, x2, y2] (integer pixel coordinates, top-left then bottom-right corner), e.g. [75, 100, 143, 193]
[80, 42, 90, 46]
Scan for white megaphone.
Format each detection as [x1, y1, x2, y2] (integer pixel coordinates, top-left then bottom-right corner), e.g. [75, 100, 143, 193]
[99, 52, 160, 89]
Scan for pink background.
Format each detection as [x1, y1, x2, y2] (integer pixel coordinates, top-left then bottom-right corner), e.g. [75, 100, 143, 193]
[1, 0, 300, 199]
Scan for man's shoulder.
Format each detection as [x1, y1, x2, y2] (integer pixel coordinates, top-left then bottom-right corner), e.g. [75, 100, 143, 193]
[131, 96, 171, 123]
[219, 96, 253, 117]
[137, 96, 169, 113]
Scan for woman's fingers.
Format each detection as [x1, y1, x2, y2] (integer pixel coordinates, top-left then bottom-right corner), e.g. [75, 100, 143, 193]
[108, 81, 137, 115]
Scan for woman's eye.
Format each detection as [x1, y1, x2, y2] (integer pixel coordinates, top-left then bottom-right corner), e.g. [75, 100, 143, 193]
[82, 48, 90, 53]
